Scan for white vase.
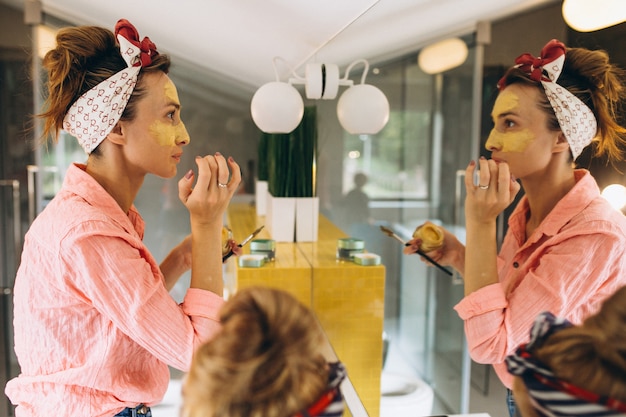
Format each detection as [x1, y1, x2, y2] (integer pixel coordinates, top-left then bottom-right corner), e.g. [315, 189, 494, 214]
[266, 193, 296, 242]
[255, 180, 268, 216]
[295, 197, 319, 242]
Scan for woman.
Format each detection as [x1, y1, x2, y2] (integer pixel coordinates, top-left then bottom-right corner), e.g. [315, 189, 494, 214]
[506, 285, 626, 416]
[4, 19, 241, 416]
[404, 39, 626, 415]
[182, 286, 347, 417]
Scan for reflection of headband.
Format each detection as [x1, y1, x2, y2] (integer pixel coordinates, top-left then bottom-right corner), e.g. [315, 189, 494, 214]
[498, 39, 597, 160]
[506, 312, 626, 416]
[62, 19, 158, 154]
[294, 362, 346, 417]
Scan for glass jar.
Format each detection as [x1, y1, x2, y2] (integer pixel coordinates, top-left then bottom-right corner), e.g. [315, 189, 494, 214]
[250, 239, 276, 261]
[336, 238, 365, 261]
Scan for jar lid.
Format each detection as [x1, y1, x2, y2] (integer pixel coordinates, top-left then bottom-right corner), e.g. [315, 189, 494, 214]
[250, 239, 276, 251]
[337, 238, 365, 250]
[353, 253, 381, 266]
[238, 254, 266, 268]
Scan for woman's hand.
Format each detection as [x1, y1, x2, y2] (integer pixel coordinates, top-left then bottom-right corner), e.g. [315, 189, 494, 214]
[464, 157, 520, 225]
[175, 152, 241, 294]
[222, 239, 243, 263]
[403, 225, 466, 274]
[177, 153, 241, 226]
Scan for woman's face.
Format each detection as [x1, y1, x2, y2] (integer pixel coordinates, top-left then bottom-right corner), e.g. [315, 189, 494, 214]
[485, 84, 562, 179]
[119, 72, 190, 179]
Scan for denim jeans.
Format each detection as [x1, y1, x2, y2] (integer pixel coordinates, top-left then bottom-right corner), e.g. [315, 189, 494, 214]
[506, 388, 520, 417]
[114, 404, 152, 417]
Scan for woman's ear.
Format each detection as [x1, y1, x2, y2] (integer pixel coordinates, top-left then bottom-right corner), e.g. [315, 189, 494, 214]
[106, 123, 126, 146]
[552, 132, 570, 154]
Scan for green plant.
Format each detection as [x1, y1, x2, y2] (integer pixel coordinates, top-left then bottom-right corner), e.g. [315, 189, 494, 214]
[264, 106, 317, 198]
[257, 132, 269, 181]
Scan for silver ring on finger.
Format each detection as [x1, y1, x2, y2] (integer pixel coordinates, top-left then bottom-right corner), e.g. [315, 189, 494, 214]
[478, 184, 489, 190]
[218, 182, 228, 188]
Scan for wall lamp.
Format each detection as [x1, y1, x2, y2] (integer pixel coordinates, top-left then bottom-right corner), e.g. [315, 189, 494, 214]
[562, 0, 626, 32]
[250, 57, 390, 135]
[418, 37, 468, 74]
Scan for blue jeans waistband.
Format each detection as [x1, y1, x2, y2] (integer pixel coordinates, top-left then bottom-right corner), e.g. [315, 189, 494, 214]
[114, 404, 151, 417]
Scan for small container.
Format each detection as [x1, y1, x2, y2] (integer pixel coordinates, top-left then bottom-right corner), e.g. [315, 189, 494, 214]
[336, 238, 365, 261]
[353, 253, 381, 266]
[250, 239, 276, 261]
[238, 254, 267, 268]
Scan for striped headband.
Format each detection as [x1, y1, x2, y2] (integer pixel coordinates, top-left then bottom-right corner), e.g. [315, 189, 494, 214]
[506, 312, 626, 416]
[294, 361, 347, 417]
[498, 39, 597, 160]
[62, 19, 158, 154]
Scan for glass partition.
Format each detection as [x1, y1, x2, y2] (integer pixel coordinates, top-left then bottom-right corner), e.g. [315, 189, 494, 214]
[318, 36, 479, 414]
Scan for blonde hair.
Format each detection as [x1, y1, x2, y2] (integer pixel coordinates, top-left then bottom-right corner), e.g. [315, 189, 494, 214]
[500, 45, 626, 163]
[182, 287, 329, 417]
[533, 285, 626, 401]
[39, 25, 170, 150]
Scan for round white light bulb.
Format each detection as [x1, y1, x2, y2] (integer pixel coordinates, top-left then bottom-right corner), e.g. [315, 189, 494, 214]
[337, 84, 390, 135]
[601, 183, 626, 211]
[250, 82, 304, 133]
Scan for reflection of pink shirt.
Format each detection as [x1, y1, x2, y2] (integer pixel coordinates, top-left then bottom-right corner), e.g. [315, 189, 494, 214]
[5, 163, 224, 417]
[454, 170, 626, 389]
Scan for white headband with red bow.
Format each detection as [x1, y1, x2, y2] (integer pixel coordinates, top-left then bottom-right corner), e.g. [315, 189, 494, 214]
[62, 19, 157, 154]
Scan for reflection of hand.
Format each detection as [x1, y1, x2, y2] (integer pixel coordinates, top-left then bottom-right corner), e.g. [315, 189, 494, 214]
[221, 240, 243, 263]
[464, 157, 520, 225]
[403, 226, 465, 272]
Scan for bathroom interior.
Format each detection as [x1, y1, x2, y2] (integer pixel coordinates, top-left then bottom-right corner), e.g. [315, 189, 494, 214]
[2, 0, 626, 416]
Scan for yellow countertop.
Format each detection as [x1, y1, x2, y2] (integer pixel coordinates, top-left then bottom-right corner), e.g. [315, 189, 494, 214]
[225, 202, 385, 417]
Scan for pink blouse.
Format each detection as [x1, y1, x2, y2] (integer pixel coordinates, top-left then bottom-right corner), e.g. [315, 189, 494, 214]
[454, 170, 626, 389]
[5, 163, 224, 416]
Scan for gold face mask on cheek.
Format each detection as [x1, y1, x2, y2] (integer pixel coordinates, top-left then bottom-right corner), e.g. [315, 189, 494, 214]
[148, 80, 191, 146]
[486, 89, 536, 153]
[485, 128, 535, 153]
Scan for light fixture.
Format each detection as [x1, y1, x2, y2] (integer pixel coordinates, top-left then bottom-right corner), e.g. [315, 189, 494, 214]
[601, 184, 626, 211]
[250, 57, 390, 135]
[36, 25, 58, 59]
[417, 37, 468, 75]
[562, 0, 626, 32]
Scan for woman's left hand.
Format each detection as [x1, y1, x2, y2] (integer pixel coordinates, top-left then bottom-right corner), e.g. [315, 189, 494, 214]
[464, 157, 520, 225]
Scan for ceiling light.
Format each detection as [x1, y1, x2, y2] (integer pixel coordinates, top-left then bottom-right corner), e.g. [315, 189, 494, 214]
[601, 184, 626, 211]
[562, 0, 626, 32]
[418, 37, 468, 75]
[250, 57, 389, 135]
[37, 25, 58, 59]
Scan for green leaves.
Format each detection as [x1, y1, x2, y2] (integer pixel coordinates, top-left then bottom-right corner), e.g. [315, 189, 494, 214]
[262, 106, 317, 198]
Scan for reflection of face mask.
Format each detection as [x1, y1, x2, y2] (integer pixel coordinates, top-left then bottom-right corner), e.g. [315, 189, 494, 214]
[149, 80, 191, 146]
[485, 90, 535, 153]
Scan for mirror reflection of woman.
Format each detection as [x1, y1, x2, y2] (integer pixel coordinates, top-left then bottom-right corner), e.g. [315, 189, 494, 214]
[405, 39, 626, 416]
[5, 19, 241, 417]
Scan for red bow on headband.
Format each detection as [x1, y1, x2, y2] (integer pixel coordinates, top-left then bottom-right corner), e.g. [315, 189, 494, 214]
[115, 19, 158, 67]
[498, 39, 566, 89]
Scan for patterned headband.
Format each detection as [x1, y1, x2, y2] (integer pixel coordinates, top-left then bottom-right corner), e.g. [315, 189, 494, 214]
[62, 19, 158, 154]
[506, 312, 626, 416]
[294, 362, 346, 417]
[498, 39, 597, 160]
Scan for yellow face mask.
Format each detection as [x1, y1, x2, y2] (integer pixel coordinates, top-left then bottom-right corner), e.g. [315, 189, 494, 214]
[149, 80, 190, 146]
[485, 90, 534, 153]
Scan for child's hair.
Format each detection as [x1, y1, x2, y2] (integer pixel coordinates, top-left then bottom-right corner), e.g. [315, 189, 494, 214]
[182, 287, 329, 417]
[533, 285, 626, 402]
[499, 45, 626, 163]
[40, 25, 170, 148]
